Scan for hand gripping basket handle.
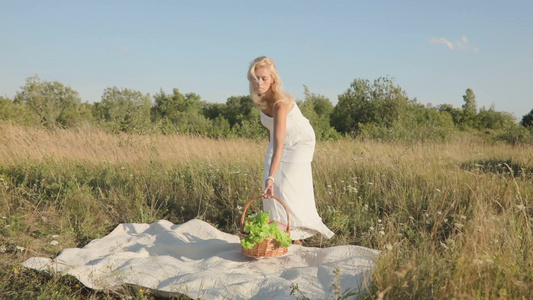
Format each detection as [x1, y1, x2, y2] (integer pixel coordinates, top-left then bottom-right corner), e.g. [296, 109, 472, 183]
[240, 195, 291, 234]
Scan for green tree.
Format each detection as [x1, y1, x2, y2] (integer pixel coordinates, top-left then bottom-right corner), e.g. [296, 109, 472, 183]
[223, 95, 256, 127]
[461, 88, 477, 128]
[476, 105, 516, 130]
[404, 102, 455, 128]
[331, 78, 371, 134]
[520, 108, 533, 128]
[331, 77, 409, 135]
[202, 102, 226, 120]
[462, 88, 477, 114]
[302, 85, 334, 117]
[78, 102, 95, 126]
[0, 96, 40, 125]
[151, 88, 185, 122]
[151, 89, 212, 135]
[222, 95, 264, 139]
[437, 104, 462, 126]
[182, 93, 203, 114]
[14, 75, 82, 128]
[201, 95, 264, 138]
[94, 87, 152, 132]
[208, 115, 232, 138]
[299, 86, 339, 140]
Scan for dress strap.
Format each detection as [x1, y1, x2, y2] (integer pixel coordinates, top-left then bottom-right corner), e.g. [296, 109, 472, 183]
[273, 99, 293, 109]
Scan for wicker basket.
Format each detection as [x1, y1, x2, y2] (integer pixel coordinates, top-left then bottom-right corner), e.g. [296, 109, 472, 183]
[239, 195, 291, 258]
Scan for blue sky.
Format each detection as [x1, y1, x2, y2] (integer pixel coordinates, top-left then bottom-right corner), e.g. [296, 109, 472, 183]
[1, 0, 532, 120]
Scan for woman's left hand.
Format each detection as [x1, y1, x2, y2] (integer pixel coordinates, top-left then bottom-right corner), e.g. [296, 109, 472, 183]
[263, 179, 274, 198]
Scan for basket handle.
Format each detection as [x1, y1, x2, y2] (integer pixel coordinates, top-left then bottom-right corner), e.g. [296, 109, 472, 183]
[240, 195, 291, 235]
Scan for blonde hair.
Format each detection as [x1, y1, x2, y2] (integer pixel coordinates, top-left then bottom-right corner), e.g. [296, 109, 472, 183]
[247, 56, 293, 111]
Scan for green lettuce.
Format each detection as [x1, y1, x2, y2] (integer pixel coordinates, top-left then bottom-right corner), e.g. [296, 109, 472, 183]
[241, 211, 292, 249]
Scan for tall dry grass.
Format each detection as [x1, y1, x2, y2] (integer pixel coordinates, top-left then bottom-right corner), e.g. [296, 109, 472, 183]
[1, 123, 264, 165]
[1, 123, 532, 299]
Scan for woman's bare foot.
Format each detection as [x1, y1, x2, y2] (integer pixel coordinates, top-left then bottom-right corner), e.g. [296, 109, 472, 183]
[293, 240, 302, 245]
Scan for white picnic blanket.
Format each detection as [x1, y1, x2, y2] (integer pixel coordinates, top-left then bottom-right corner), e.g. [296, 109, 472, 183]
[23, 219, 379, 299]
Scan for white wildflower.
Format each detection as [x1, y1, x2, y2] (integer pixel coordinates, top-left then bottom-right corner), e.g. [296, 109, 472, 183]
[514, 280, 524, 287]
[516, 204, 526, 211]
[385, 244, 393, 250]
[369, 226, 374, 231]
[377, 219, 382, 223]
[445, 239, 455, 247]
[50, 240, 59, 246]
[0, 245, 6, 253]
[379, 230, 385, 235]
[16, 246, 25, 252]
[460, 215, 467, 220]
[51, 235, 59, 239]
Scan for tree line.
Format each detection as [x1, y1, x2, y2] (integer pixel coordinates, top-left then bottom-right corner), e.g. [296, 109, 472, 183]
[1, 75, 532, 144]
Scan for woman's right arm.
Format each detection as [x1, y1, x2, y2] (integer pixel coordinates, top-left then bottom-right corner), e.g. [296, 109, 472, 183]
[263, 101, 289, 197]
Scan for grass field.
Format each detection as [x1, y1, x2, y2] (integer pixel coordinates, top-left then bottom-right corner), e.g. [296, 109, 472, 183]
[1, 123, 532, 299]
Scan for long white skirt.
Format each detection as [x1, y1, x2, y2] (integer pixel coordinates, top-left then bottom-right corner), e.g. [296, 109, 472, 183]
[262, 159, 334, 240]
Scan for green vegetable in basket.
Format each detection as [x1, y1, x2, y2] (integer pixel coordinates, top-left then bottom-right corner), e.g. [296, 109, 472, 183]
[241, 211, 291, 249]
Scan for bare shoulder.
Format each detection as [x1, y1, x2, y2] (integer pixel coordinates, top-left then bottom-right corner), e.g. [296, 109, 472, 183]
[273, 100, 289, 114]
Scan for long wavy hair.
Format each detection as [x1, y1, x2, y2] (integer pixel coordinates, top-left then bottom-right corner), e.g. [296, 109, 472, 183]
[247, 56, 293, 111]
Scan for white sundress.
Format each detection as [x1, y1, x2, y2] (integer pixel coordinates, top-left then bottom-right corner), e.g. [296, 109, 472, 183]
[260, 101, 334, 240]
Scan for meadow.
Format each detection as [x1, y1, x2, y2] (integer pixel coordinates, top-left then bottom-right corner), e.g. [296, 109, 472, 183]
[0, 123, 531, 299]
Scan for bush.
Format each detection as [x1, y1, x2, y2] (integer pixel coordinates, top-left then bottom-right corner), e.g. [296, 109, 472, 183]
[493, 125, 533, 145]
[0, 97, 40, 126]
[476, 106, 516, 130]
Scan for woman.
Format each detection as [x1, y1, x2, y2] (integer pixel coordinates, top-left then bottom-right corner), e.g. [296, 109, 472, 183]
[247, 56, 334, 242]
